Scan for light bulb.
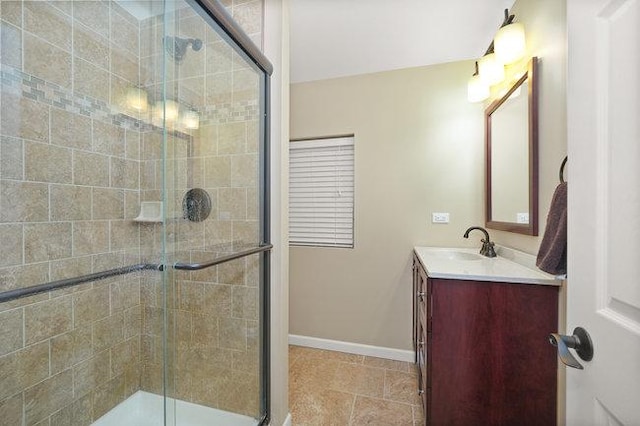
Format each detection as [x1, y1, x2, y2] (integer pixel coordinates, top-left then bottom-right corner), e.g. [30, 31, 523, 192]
[467, 74, 489, 103]
[494, 22, 526, 65]
[181, 109, 200, 130]
[126, 87, 148, 111]
[153, 100, 179, 124]
[478, 53, 505, 85]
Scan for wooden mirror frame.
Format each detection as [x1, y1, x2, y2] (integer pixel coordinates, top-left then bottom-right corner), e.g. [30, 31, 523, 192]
[485, 57, 539, 235]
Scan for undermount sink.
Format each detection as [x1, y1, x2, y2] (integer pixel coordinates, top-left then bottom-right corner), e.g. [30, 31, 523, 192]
[429, 250, 484, 261]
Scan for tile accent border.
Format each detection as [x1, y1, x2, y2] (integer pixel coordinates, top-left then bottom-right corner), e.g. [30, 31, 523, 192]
[288, 334, 414, 363]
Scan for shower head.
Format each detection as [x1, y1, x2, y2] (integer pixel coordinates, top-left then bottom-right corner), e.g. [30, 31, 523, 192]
[164, 36, 203, 63]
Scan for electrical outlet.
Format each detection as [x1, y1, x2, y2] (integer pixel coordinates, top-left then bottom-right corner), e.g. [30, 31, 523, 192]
[516, 213, 530, 224]
[432, 212, 450, 224]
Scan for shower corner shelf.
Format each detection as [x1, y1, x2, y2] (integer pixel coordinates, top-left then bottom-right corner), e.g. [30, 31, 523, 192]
[134, 201, 164, 223]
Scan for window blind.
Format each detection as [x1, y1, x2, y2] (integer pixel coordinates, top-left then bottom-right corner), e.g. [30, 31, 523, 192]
[289, 136, 354, 248]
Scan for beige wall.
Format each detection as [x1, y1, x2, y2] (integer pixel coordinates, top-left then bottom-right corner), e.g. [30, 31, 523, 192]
[290, 62, 485, 350]
[289, 0, 567, 352]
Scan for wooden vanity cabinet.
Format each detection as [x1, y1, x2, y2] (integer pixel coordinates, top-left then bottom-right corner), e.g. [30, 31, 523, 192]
[412, 253, 559, 426]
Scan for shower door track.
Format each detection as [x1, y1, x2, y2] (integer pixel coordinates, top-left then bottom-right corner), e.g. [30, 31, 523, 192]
[0, 244, 273, 304]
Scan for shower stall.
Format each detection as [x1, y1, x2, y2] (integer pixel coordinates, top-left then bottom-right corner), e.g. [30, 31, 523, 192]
[0, 0, 272, 425]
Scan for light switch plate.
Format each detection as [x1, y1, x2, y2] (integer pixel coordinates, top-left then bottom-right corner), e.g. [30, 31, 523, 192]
[432, 212, 450, 224]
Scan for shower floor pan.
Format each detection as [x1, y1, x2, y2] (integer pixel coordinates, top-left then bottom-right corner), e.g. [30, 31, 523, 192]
[92, 391, 257, 426]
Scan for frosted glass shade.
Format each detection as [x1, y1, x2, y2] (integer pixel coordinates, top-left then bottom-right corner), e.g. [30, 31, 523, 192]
[467, 74, 489, 103]
[494, 22, 526, 65]
[478, 53, 505, 85]
[181, 109, 200, 129]
[126, 87, 148, 111]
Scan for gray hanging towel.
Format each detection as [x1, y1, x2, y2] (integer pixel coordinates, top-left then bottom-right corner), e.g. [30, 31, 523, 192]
[536, 182, 567, 275]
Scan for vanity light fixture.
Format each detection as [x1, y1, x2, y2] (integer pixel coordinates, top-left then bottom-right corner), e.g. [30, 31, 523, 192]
[494, 11, 526, 65]
[467, 61, 490, 103]
[478, 52, 505, 85]
[468, 8, 526, 103]
[181, 109, 200, 130]
[126, 87, 148, 111]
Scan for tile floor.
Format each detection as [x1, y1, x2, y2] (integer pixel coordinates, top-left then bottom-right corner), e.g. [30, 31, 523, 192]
[289, 345, 423, 426]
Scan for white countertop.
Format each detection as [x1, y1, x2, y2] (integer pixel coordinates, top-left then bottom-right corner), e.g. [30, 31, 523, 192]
[414, 246, 561, 286]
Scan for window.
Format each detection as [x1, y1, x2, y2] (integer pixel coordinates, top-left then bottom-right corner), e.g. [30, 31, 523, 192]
[289, 136, 354, 248]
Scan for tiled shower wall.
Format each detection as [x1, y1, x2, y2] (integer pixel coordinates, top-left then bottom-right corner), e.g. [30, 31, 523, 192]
[0, 0, 264, 424]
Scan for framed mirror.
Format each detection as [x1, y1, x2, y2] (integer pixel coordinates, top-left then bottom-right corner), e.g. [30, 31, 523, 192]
[485, 57, 538, 235]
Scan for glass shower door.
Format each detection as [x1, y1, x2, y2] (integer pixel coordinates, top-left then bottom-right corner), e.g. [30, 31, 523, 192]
[158, 1, 270, 425]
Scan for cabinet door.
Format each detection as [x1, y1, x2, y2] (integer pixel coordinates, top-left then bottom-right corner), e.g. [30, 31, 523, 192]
[430, 279, 558, 426]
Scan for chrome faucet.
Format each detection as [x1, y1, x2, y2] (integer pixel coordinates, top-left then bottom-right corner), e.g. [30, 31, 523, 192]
[463, 226, 497, 258]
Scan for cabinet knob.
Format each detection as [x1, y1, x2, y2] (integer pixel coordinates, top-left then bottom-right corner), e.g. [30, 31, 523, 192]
[418, 389, 424, 395]
[418, 340, 424, 347]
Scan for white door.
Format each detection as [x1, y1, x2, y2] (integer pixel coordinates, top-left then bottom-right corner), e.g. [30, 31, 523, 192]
[567, 0, 640, 424]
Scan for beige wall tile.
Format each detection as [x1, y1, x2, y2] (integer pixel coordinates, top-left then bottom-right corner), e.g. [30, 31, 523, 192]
[0, 262, 49, 295]
[73, 1, 109, 39]
[232, 68, 259, 103]
[74, 58, 110, 102]
[73, 349, 110, 398]
[25, 141, 72, 184]
[0, 180, 48, 222]
[246, 120, 259, 153]
[194, 125, 217, 156]
[0, 393, 23, 425]
[24, 1, 72, 52]
[24, 296, 73, 345]
[50, 326, 93, 374]
[206, 41, 232, 75]
[50, 257, 92, 282]
[92, 312, 124, 352]
[1, 1, 23, 28]
[111, 47, 139, 84]
[51, 108, 92, 150]
[93, 374, 125, 419]
[232, 286, 258, 320]
[231, 154, 257, 188]
[110, 12, 138, 57]
[0, 136, 23, 180]
[93, 188, 124, 219]
[218, 317, 246, 351]
[49, 393, 92, 426]
[24, 369, 74, 426]
[219, 188, 247, 220]
[125, 130, 141, 160]
[50, 1, 72, 16]
[24, 33, 72, 89]
[204, 156, 231, 188]
[218, 258, 246, 286]
[110, 280, 140, 313]
[111, 2, 138, 27]
[111, 336, 140, 377]
[124, 190, 140, 220]
[1, 21, 22, 69]
[74, 150, 110, 187]
[73, 221, 109, 257]
[24, 222, 72, 263]
[93, 120, 125, 158]
[73, 23, 110, 70]
[1, 93, 49, 143]
[0, 224, 23, 268]
[110, 158, 139, 190]
[191, 313, 218, 348]
[110, 220, 140, 251]
[232, 220, 259, 245]
[73, 286, 110, 327]
[50, 184, 92, 221]
[205, 72, 232, 105]
[0, 308, 23, 356]
[142, 306, 163, 336]
[0, 341, 49, 400]
[123, 305, 142, 340]
[218, 122, 246, 154]
[217, 369, 259, 416]
[232, 0, 263, 35]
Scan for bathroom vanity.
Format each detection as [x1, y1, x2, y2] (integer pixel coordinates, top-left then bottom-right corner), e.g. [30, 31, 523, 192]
[413, 247, 560, 426]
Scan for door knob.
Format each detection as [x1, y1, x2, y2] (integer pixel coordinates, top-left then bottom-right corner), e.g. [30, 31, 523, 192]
[548, 327, 593, 369]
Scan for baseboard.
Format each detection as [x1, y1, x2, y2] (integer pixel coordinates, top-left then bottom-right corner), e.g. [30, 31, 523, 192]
[281, 413, 292, 426]
[288, 334, 414, 362]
